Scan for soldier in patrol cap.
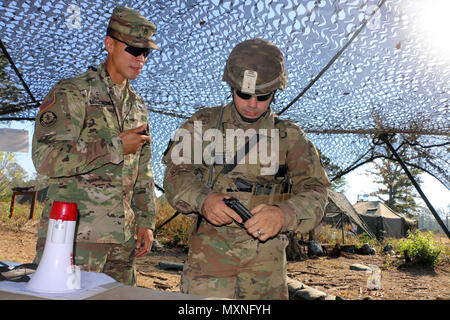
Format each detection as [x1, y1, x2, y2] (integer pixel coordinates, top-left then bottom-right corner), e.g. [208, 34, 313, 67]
[31, 6, 159, 286]
[163, 38, 330, 299]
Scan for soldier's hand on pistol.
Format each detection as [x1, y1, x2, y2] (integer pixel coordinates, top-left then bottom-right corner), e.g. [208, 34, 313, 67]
[135, 227, 154, 258]
[119, 124, 150, 155]
[201, 192, 243, 226]
[245, 204, 284, 242]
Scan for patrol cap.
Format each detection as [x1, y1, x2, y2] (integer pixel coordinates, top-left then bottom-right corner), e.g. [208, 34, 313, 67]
[107, 6, 158, 50]
[222, 38, 287, 95]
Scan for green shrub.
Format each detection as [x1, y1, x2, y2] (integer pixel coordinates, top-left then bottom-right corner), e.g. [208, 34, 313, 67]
[155, 196, 193, 248]
[398, 230, 444, 267]
[356, 232, 376, 248]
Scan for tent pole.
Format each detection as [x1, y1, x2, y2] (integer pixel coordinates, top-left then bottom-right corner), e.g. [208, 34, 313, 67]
[377, 134, 450, 239]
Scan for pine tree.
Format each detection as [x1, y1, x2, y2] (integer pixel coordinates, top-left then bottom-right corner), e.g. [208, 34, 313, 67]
[368, 153, 422, 218]
[320, 153, 347, 192]
[0, 152, 27, 201]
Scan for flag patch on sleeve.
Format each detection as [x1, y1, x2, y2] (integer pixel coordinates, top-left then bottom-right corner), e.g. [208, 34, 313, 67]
[38, 93, 56, 114]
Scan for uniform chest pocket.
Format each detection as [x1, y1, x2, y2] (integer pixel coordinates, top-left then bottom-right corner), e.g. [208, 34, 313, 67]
[85, 104, 118, 135]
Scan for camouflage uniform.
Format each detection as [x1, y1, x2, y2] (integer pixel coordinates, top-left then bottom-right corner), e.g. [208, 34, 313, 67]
[32, 6, 158, 286]
[163, 38, 329, 299]
[163, 102, 330, 299]
[163, 43, 331, 298]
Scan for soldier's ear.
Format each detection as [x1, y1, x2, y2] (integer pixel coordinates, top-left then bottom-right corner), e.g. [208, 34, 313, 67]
[105, 36, 114, 54]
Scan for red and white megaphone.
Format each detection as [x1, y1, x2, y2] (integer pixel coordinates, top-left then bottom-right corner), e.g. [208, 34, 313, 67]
[27, 201, 81, 293]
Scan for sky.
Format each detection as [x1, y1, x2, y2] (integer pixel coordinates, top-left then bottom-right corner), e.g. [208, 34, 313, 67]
[2, 120, 449, 216]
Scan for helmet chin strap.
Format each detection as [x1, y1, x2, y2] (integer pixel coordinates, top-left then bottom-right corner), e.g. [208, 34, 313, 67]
[237, 109, 268, 123]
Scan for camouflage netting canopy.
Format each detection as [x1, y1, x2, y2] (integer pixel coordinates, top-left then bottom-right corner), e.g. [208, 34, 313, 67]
[0, 0, 449, 189]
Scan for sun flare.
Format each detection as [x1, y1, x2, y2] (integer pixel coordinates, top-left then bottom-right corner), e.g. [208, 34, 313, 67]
[416, 0, 450, 57]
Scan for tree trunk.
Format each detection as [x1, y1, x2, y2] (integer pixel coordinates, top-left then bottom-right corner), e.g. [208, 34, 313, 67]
[286, 232, 307, 261]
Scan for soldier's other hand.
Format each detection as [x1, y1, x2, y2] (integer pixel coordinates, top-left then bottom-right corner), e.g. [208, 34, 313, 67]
[135, 227, 154, 257]
[245, 204, 284, 242]
[119, 124, 150, 155]
[201, 192, 243, 226]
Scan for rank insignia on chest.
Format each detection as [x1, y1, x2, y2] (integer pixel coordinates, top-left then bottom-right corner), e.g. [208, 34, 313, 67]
[38, 93, 56, 114]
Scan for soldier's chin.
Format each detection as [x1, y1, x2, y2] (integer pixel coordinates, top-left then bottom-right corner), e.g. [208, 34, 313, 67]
[127, 67, 142, 79]
[242, 111, 260, 119]
[238, 111, 261, 123]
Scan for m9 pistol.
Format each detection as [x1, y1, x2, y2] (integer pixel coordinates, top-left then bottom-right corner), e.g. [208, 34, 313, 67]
[223, 197, 253, 227]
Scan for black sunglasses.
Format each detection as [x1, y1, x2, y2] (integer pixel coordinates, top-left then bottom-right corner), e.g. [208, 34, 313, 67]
[108, 34, 151, 58]
[235, 90, 273, 102]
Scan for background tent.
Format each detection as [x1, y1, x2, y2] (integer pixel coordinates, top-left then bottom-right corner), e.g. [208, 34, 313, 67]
[353, 201, 417, 239]
[324, 189, 375, 238]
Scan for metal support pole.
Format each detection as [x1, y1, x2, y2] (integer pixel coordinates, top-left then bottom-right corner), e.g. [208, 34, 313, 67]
[0, 39, 38, 107]
[152, 183, 181, 235]
[154, 211, 181, 233]
[377, 134, 450, 239]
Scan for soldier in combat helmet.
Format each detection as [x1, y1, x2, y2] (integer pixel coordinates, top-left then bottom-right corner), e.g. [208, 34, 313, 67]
[31, 6, 159, 286]
[163, 38, 330, 299]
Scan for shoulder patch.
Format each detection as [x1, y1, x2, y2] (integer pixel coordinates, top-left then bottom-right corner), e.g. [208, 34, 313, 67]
[38, 93, 56, 114]
[39, 110, 58, 127]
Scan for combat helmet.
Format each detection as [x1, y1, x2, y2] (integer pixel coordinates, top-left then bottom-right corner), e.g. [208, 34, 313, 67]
[222, 38, 287, 95]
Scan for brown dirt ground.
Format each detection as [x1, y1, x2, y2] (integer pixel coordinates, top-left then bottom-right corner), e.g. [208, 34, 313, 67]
[1, 223, 449, 300]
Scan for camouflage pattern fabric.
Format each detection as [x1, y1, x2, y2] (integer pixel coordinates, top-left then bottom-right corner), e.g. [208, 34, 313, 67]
[222, 38, 287, 95]
[163, 103, 330, 299]
[181, 222, 289, 299]
[33, 236, 137, 286]
[108, 6, 159, 50]
[33, 62, 157, 245]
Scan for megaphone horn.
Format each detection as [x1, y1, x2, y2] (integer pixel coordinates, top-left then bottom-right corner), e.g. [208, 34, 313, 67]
[26, 201, 81, 293]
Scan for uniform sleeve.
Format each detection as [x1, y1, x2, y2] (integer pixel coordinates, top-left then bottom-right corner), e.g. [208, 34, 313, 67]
[276, 125, 330, 234]
[133, 129, 157, 230]
[32, 82, 123, 178]
[162, 113, 212, 214]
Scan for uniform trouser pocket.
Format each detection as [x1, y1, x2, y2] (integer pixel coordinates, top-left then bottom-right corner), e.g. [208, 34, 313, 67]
[181, 224, 289, 299]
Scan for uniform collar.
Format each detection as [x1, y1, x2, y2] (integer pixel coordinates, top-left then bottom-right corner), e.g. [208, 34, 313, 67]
[97, 62, 132, 99]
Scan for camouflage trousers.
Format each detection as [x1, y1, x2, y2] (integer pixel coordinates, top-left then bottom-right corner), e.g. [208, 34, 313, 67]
[33, 237, 137, 286]
[181, 222, 289, 299]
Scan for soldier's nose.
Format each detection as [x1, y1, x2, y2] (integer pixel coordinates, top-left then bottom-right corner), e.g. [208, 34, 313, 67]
[248, 96, 258, 107]
[135, 54, 146, 63]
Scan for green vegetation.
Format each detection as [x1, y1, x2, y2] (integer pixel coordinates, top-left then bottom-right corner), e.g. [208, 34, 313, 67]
[396, 230, 446, 267]
[154, 196, 194, 248]
[0, 152, 28, 201]
[368, 151, 423, 218]
[315, 224, 449, 268]
[0, 201, 43, 231]
[356, 232, 376, 248]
